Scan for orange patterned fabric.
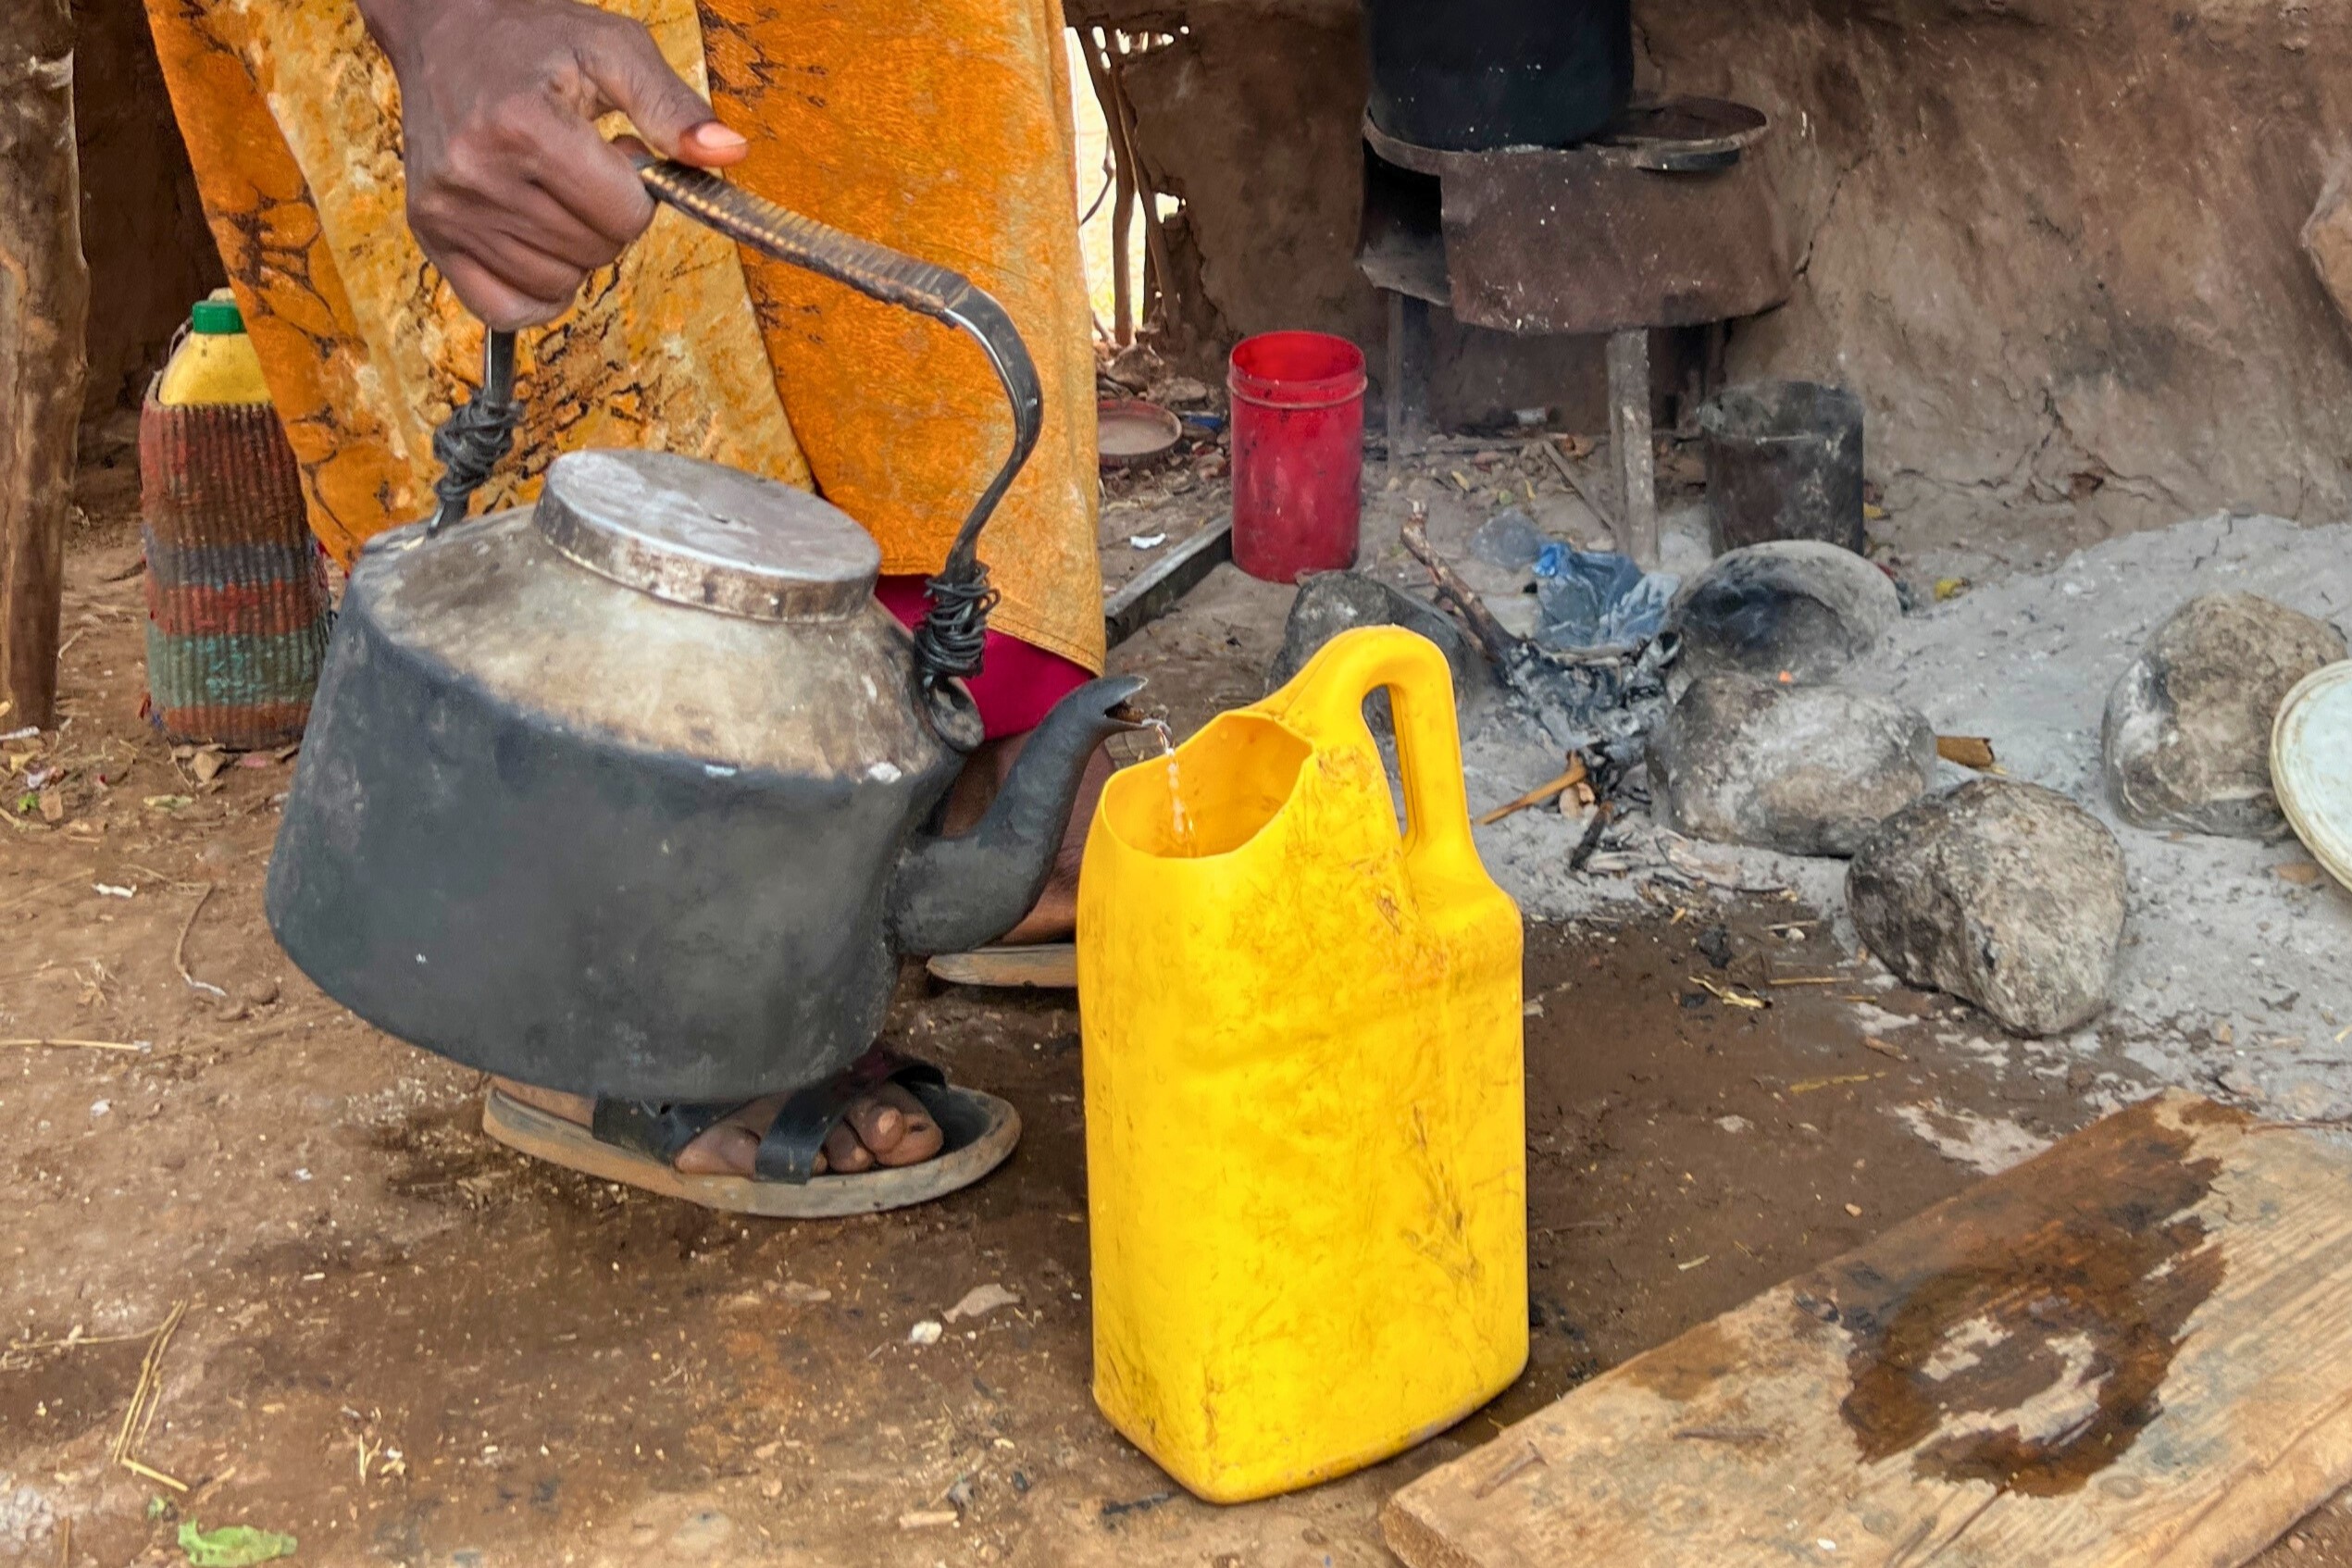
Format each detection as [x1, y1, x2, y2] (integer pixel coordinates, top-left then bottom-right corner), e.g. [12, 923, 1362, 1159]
[143, 0, 1102, 672]
[699, 0, 1103, 670]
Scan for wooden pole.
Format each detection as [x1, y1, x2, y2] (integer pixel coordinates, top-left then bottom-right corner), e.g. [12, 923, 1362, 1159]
[0, 0, 88, 728]
[1106, 33, 1175, 334]
[1606, 329, 1658, 569]
[1387, 291, 1406, 479]
[1081, 28, 1135, 345]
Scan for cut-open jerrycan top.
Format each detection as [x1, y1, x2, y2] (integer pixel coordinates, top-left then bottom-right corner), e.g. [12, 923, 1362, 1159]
[1077, 626, 1528, 1504]
[1096, 623, 1490, 874]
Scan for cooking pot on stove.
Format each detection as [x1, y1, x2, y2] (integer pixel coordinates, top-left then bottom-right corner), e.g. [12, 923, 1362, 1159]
[265, 160, 1139, 1101]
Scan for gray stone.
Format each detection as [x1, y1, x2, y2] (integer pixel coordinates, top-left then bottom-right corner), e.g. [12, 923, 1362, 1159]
[1469, 508, 1548, 570]
[1652, 673, 1937, 857]
[2101, 591, 2347, 838]
[1847, 779, 2128, 1037]
[1666, 540, 1901, 684]
[1267, 571, 1489, 698]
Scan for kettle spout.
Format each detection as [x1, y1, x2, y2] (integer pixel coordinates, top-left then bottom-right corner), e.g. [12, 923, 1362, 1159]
[889, 676, 1147, 956]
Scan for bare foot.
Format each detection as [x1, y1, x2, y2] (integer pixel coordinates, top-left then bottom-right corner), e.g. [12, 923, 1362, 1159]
[997, 840, 1079, 946]
[943, 734, 1112, 947]
[492, 1076, 943, 1177]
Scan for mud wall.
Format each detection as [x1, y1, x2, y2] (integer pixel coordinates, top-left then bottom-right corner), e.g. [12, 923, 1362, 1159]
[73, 0, 223, 425]
[1110, 0, 2352, 530]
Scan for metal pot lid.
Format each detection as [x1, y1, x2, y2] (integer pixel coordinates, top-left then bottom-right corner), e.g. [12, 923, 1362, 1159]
[535, 449, 879, 622]
[2273, 658, 2352, 893]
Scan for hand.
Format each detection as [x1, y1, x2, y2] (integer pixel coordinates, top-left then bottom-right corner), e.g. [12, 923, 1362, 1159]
[360, 0, 750, 330]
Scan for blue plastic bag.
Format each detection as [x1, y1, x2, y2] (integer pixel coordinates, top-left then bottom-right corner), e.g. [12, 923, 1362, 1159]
[1531, 542, 1676, 650]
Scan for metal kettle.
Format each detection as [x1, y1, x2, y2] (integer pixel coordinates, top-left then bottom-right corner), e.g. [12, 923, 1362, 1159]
[265, 160, 1139, 1101]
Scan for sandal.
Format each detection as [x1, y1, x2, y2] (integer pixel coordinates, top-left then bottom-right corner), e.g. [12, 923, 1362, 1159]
[480, 1050, 1020, 1218]
[926, 942, 1076, 989]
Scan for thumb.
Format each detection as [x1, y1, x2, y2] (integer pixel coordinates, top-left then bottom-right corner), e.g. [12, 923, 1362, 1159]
[578, 20, 749, 168]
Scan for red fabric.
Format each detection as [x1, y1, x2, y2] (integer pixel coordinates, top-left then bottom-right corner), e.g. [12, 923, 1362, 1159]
[875, 576, 1091, 740]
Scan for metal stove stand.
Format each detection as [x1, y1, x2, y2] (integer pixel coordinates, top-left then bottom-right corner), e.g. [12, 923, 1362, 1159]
[1358, 97, 1794, 566]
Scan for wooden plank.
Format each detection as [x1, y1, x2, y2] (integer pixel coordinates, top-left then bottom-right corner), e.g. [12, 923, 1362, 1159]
[1385, 1093, 2352, 1568]
[1103, 516, 1232, 648]
[0, 0, 89, 728]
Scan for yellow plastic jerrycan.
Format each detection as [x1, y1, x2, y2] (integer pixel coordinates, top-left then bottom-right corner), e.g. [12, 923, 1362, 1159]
[1078, 625, 1527, 1503]
[156, 289, 273, 407]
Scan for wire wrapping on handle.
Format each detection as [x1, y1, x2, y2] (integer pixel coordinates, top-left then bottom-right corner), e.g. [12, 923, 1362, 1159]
[428, 331, 518, 537]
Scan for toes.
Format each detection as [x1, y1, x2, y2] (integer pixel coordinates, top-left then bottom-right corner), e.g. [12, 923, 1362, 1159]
[649, 1083, 946, 1184]
[672, 1096, 784, 1177]
[673, 1122, 756, 1176]
[849, 1085, 942, 1168]
[822, 1120, 875, 1175]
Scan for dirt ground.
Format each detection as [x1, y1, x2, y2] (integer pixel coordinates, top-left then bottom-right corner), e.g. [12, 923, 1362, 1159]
[6, 450, 2350, 1566]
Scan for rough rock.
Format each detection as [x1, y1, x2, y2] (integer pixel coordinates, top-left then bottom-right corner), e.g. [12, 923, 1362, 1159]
[2307, 168, 2352, 339]
[1847, 780, 2128, 1038]
[2101, 591, 2348, 838]
[1652, 673, 1936, 857]
[1468, 508, 1546, 571]
[1666, 541, 1901, 685]
[1266, 571, 1487, 698]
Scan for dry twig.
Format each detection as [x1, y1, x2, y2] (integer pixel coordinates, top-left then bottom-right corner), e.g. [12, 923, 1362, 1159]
[113, 1299, 189, 1489]
[1788, 1072, 1880, 1094]
[0, 1037, 144, 1052]
[1539, 436, 1620, 533]
[175, 883, 227, 1000]
[1692, 976, 1765, 1010]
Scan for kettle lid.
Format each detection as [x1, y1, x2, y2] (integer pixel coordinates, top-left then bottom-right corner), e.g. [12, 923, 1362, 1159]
[535, 449, 879, 622]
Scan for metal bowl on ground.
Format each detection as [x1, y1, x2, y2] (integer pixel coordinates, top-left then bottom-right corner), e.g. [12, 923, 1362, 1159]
[1098, 399, 1184, 468]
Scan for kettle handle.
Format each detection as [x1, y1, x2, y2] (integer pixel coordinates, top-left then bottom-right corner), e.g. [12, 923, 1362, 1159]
[426, 155, 1042, 693]
[1266, 627, 1481, 872]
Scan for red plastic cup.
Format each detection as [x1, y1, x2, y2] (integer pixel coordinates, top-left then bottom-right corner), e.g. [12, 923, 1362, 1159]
[1227, 331, 1366, 583]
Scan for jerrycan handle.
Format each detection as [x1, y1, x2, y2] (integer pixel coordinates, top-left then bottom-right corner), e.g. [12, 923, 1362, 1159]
[426, 155, 1042, 696]
[1276, 628, 1479, 869]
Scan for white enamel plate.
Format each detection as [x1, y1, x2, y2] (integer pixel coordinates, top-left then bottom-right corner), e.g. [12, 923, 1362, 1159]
[2274, 658, 2352, 891]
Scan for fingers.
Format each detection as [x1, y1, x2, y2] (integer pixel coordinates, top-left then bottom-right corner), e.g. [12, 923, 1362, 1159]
[410, 105, 650, 328]
[678, 120, 751, 168]
[432, 250, 568, 331]
[394, 8, 746, 326]
[529, 120, 657, 253]
[574, 16, 748, 168]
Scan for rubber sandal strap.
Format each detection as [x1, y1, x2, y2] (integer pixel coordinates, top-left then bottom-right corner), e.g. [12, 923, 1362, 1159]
[591, 1099, 747, 1165]
[753, 1050, 950, 1184]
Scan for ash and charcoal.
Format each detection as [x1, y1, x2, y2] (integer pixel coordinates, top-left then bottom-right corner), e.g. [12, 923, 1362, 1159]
[1450, 509, 2352, 1123]
[1398, 504, 1678, 778]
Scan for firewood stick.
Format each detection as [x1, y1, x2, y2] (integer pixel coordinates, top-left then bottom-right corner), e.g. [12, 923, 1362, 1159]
[1400, 504, 1522, 667]
[1477, 756, 1589, 827]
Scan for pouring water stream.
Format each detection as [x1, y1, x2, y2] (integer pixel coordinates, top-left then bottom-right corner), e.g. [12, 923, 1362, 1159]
[1145, 717, 1197, 856]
